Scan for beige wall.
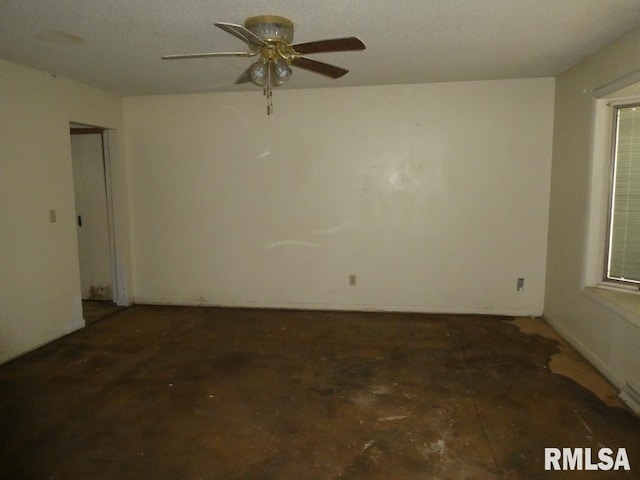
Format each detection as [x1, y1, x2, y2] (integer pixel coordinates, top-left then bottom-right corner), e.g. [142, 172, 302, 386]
[0, 62, 557, 363]
[0, 60, 132, 363]
[124, 78, 555, 315]
[544, 25, 640, 400]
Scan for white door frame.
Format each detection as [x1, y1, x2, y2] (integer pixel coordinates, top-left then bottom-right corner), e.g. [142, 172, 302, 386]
[102, 130, 117, 302]
[70, 125, 128, 306]
[102, 129, 129, 306]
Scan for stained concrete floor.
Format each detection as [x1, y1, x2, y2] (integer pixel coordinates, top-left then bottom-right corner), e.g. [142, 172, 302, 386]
[0, 306, 638, 479]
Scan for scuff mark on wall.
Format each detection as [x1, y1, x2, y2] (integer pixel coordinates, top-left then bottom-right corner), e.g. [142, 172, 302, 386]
[88, 285, 112, 301]
[264, 240, 319, 250]
[312, 220, 356, 235]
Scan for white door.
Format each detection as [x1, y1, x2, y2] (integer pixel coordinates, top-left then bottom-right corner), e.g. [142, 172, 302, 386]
[71, 133, 113, 300]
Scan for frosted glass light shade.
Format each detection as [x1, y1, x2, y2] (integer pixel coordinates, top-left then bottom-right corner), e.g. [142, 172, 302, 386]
[250, 59, 268, 86]
[272, 58, 292, 85]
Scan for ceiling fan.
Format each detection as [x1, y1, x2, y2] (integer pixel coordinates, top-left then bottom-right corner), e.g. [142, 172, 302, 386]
[162, 15, 366, 114]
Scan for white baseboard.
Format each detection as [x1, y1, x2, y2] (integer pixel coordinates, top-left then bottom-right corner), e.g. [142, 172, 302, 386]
[63, 316, 85, 335]
[620, 389, 640, 415]
[133, 297, 543, 317]
[0, 321, 84, 365]
[544, 312, 626, 388]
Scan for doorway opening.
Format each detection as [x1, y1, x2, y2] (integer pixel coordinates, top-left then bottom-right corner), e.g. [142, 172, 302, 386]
[70, 123, 124, 324]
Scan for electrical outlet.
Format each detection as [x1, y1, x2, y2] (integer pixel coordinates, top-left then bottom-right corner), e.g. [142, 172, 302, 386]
[517, 278, 525, 291]
[349, 274, 357, 286]
[49, 209, 57, 223]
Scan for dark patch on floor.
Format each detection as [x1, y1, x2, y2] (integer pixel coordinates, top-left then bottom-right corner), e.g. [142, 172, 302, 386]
[0, 306, 638, 479]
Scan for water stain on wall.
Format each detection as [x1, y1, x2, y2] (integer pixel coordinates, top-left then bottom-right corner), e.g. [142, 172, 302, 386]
[36, 31, 85, 44]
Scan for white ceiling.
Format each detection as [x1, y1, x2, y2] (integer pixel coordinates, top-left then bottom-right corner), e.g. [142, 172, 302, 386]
[1, 0, 639, 96]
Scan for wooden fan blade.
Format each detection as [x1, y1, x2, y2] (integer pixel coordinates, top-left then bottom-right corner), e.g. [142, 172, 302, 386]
[215, 22, 267, 49]
[291, 57, 349, 79]
[162, 51, 258, 60]
[292, 37, 366, 55]
[234, 67, 253, 85]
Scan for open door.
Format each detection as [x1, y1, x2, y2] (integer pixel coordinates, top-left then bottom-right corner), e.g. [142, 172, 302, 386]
[70, 127, 113, 301]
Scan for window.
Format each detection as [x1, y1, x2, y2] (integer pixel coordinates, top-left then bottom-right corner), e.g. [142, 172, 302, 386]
[606, 103, 640, 284]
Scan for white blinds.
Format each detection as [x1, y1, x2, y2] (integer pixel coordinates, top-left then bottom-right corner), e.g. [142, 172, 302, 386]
[608, 104, 640, 283]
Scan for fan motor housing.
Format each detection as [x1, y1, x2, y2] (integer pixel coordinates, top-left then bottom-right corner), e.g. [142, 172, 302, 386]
[245, 15, 294, 43]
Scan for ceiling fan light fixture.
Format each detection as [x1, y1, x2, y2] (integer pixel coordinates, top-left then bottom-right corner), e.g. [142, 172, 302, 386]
[272, 57, 292, 85]
[249, 58, 268, 86]
[244, 15, 294, 43]
[163, 15, 365, 116]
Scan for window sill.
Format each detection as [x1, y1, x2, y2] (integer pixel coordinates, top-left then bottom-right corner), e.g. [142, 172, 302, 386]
[582, 286, 640, 329]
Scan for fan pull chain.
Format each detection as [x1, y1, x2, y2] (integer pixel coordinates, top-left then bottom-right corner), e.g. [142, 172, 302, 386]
[266, 61, 273, 115]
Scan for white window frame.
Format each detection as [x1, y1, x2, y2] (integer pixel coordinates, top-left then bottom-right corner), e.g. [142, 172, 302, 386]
[584, 94, 640, 295]
[604, 102, 640, 286]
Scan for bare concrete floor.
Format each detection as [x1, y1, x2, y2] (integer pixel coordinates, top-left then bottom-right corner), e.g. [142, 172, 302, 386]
[0, 306, 638, 479]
